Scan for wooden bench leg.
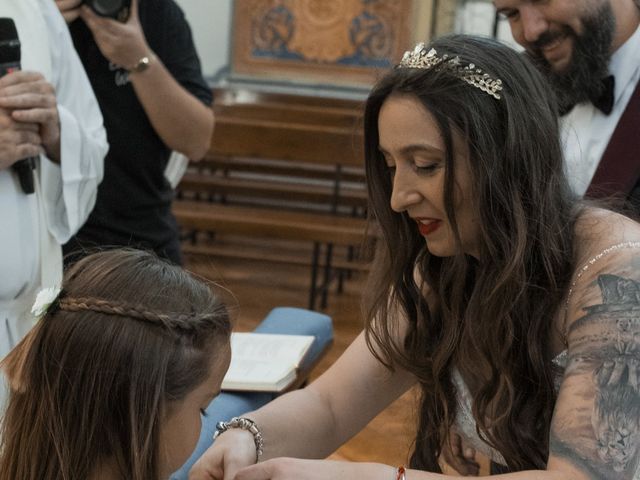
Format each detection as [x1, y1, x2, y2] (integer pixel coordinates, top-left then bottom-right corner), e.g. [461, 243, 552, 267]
[308, 242, 321, 310]
[320, 243, 334, 309]
[346, 245, 355, 280]
[335, 246, 353, 295]
[337, 269, 345, 294]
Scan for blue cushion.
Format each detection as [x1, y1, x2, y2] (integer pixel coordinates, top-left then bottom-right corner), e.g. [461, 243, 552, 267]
[170, 307, 333, 479]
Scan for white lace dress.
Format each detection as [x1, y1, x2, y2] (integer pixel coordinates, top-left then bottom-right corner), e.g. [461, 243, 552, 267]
[451, 351, 567, 467]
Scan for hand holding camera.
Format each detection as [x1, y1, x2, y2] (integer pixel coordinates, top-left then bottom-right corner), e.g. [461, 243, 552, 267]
[56, 0, 150, 73]
[80, 0, 149, 72]
[55, 0, 132, 24]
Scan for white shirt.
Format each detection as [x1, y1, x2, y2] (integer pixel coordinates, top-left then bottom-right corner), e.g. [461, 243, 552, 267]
[561, 24, 640, 196]
[0, 0, 107, 350]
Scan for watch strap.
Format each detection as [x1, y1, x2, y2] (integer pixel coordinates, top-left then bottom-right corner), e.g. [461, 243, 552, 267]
[129, 53, 153, 73]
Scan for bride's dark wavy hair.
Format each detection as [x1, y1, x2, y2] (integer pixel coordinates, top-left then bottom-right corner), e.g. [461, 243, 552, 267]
[363, 35, 578, 472]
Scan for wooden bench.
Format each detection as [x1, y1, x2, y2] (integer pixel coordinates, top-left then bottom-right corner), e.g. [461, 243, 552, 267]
[174, 88, 372, 309]
[179, 155, 367, 214]
[178, 172, 367, 210]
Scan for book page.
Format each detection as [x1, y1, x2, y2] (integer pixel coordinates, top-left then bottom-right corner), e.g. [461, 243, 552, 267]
[229, 333, 315, 368]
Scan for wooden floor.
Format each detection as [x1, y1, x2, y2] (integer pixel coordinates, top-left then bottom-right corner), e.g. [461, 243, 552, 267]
[184, 237, 480, 474]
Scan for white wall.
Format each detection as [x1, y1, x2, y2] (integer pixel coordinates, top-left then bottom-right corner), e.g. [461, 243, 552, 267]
[454, 0, 519, 49]
[174, 0, 232, 79]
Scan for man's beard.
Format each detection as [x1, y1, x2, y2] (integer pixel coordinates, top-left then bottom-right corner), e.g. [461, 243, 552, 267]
[526, 2, 616, 114]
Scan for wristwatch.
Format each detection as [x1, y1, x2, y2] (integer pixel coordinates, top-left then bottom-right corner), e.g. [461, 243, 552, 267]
[129, 54, 153, 74]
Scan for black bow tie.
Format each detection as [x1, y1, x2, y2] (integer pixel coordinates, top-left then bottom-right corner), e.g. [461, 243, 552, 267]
[559, 75, 615, 116]
[590, 75, 615, 115]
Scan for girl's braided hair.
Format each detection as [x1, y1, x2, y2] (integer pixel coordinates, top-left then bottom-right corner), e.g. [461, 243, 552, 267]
[0, 248, 232, 480]
[56, 296, 224, 332]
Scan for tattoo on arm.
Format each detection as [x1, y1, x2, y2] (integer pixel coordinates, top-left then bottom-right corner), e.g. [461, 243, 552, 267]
[551, 274, 640, 479]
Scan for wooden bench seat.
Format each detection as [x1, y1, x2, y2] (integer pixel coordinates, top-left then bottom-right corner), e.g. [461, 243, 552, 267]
[198, 156, 366, 184]
[174, 201, 366, 245]
[214, 103, 363, 129]
[211, 117, 363, 166]
[178, 172, 367, 210]
[181, 243, 371, 273]
[213, 87, 364, 112]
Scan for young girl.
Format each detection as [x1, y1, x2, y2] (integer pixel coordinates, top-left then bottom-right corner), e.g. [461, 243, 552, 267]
[190, 35, 640, 480]
[0, 249, 232, 480]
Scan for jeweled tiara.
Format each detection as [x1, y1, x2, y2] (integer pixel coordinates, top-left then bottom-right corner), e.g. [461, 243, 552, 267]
[398, 43, 503, 100]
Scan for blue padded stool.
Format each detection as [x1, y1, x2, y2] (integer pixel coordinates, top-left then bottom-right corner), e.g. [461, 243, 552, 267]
[171, 307, 333, 479]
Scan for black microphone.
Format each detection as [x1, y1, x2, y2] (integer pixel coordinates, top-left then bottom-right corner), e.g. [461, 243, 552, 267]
[0, 18, 35, 195]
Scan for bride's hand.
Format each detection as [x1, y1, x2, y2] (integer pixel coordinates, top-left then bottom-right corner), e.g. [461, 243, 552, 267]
[441, 432, 480, 476]
[234, 458, 394, 480]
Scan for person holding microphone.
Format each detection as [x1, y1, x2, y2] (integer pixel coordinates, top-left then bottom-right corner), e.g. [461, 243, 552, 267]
[0, 0, 107, 406]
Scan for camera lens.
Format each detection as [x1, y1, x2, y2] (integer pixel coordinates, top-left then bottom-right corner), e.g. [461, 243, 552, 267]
[90, 0, 124, 17]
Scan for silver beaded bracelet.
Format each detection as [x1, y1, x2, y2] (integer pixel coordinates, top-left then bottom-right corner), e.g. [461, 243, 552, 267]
[214, 416, 264, 462]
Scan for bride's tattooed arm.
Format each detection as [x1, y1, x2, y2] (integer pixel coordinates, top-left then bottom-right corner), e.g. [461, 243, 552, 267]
[549, 272, 640, 479]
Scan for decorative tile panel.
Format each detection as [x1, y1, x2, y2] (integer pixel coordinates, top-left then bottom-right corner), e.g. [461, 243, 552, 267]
[231, 0, 417, 87]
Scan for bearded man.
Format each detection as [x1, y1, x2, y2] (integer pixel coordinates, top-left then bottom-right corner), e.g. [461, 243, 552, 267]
[495, 0, 640, 208]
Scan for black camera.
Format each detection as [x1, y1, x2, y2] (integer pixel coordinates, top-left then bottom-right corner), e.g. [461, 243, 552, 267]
[84, 0, 131, 21]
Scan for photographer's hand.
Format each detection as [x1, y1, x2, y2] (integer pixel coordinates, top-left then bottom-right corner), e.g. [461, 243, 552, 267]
[0, 71, 60, 163]
[55, 0, 83, 24]
[79, 0, 149, 70]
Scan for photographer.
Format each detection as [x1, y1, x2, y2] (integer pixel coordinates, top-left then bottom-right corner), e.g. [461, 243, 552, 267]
[0, 0, 107, 390]
[57, 0, 214, 265]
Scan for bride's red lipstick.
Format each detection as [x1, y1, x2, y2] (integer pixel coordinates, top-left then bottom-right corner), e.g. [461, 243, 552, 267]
[416, 219, 442, 236]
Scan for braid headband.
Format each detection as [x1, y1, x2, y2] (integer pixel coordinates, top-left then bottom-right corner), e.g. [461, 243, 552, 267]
[31, 287, 218, 332]
[63, 297, 224, 332]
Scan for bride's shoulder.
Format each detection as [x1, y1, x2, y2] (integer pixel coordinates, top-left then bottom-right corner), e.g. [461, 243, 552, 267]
[573, 207, 640, 261]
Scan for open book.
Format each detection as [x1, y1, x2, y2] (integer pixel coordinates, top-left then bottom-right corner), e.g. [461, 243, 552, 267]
[222, 332, 315, 392]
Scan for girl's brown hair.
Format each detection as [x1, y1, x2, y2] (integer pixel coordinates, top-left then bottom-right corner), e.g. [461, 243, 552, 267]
[0, 249, 232, 480]
[363, 35, 578, 472]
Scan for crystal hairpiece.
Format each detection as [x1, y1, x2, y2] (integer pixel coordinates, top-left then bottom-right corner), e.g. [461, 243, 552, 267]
[398, 43, 503, 100]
